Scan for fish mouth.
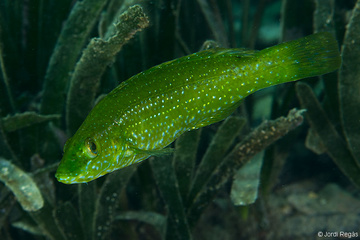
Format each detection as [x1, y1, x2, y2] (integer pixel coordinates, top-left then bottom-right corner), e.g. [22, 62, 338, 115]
[55, 172, 99, 184]
[55, 168, 92, 184]
[55, 157, 111, 184]
[55, 172, 84, 184]
[55, 169, 105, 184]
[55, 156, 91, 184]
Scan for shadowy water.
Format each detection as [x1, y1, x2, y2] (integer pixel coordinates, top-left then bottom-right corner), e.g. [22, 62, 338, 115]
[0, 0, 359, 239]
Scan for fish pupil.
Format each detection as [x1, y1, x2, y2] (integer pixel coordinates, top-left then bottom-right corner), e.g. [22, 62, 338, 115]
[85, 138, 98, 157]
[90, 141, 97, 154]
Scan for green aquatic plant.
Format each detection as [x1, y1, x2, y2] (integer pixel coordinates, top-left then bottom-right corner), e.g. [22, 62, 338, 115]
[0, 0, 359, 240]
[296, 0, 360, 188]
[56, 32, 340, 184]
[0, 2, 150, 239]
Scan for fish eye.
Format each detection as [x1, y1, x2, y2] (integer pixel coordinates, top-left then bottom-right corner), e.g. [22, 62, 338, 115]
[85, 138, 98, 158]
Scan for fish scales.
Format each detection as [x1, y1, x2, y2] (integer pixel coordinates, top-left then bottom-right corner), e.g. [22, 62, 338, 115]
[56, 32, 341, 184]
[114, 52, 252, 148]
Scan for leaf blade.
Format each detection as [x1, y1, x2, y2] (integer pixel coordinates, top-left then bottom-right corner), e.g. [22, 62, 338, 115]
[338, 0, 360, 166]
[296, 82, 360, 188]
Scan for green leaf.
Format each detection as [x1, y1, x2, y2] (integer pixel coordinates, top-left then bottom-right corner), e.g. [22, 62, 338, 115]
[339, 0, 360, 166]
[313, 0, 340, 124]
[0, 158, 43, 211]
[66, 5, 149, 134]
[296, 82, 360, 188]
[188, 109, 305, 226]
[173, 129, 201, 201]
[29, 201, 66, 240]
[54, 202, 84, 240]
[12, 220, 45, 237]
[0, 12, 15, 113]
[40, 0, 108, 115]
[187, 116, 245, 206]
[115, 211, 166, 237]
[313, 0, 335, 34]
[230, 151, 264, 206]
[305, 128, 326, 155]
[150, 155, 192, 240]
[78, 182, 96, 240]
[1, 112, 60, 132]
[280, 0, 314, 41]
[0, 158, 65, 239]
[93, 165, 136, 240]
[196, 0, 228, 46]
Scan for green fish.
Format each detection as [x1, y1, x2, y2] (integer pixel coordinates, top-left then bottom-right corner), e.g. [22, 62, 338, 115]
[56, 32, 341, 184]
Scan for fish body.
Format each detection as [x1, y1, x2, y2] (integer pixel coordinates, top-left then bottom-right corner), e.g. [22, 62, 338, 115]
[56, 32, 341, 184]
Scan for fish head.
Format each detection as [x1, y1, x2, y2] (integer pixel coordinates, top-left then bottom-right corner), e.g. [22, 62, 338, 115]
[55, 127, 125, 184]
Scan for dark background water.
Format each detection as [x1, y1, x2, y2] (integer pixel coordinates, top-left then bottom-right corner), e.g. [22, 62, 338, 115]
[0, 0, 359, 239]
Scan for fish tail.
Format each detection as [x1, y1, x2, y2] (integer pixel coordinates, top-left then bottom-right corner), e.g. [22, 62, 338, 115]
[256, 32, 341, 85]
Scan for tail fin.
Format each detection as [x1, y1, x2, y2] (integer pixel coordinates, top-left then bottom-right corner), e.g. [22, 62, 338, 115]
[257, 32, 341, 84]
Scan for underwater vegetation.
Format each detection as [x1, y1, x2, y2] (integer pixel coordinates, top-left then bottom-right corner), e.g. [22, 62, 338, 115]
[56, 32, 340, 184]
[0, 0, 360, 240]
